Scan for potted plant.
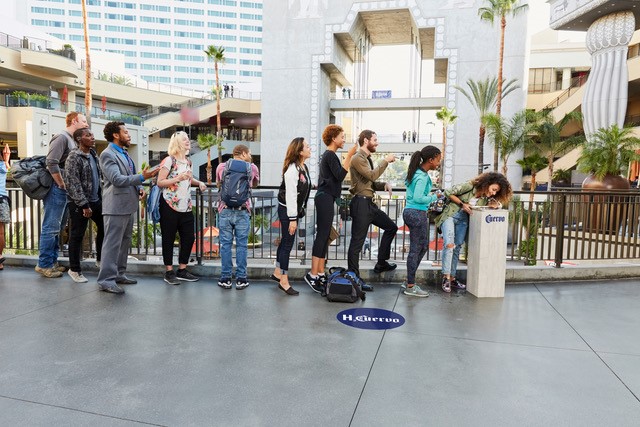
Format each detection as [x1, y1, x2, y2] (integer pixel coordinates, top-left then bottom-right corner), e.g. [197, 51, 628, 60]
[10, 90, 29, 106]
[63, 44, 76, 60]
[578, 125, 640, 190]
[551, 169, 572, 188]
[248, 213, 269, 248]
[578, 124, 640, 233]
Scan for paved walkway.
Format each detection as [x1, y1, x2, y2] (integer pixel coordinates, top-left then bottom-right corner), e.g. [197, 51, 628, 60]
[1, 267, 640, 426]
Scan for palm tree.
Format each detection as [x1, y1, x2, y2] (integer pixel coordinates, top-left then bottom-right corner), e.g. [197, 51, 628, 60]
[528, 110, 584, 190]
[578, 125, 640, 181]
[435, 107, 458, 176]
[517, 153, 548, 199]
[479, 0, 529, 170]
[204, 45, 226, 177]
[455, 77, 519, 174]
[81, 0, 92, 125]
[484, 110, 530, 176]
[515, 153, 548, 265]
[197, 133, 223, 185]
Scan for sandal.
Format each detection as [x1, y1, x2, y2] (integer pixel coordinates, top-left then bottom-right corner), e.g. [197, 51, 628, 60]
[442, 278, 451, 293]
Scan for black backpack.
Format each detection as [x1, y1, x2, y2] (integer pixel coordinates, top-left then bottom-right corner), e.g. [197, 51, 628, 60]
[11, 155, 53, 199]
[326, 267, 366, 303]
[220, 159, 252, 208]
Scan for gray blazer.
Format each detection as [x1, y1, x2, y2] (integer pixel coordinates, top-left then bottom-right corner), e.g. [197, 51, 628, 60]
[99, 144, 142, 215]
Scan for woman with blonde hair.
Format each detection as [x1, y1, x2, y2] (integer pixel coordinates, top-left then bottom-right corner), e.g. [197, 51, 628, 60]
[272, 137, 312, 295]
[156, 131, 207, 285]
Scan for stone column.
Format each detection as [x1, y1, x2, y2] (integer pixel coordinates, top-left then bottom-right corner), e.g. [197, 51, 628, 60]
[582, 11, 635, 137]
[561, 67, 572, 90]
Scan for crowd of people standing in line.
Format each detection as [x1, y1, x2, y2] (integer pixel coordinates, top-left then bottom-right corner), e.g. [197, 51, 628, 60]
[23, 114, 512, 298]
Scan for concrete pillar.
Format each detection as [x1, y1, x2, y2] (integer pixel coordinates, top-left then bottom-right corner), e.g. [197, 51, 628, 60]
[466, 209, 509, 298]
[582, 11, 635, 137]
[561, 67, 572, 90]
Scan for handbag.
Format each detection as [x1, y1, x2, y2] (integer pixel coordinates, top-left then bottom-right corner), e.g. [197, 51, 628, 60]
[328, 226, 339, 243]
[428, 194, 449, 214]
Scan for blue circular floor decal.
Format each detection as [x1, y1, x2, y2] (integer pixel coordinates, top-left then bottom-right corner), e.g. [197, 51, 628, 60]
[337, 308, 405, 330]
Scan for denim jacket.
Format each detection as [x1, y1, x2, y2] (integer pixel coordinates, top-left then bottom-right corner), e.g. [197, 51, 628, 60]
[64, 148, 102, 209]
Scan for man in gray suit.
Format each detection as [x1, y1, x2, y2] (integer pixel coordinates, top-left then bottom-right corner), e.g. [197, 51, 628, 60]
[98, 121, 158, 294]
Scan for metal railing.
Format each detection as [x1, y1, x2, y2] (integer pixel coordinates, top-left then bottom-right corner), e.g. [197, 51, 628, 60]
[5, 186, 640, 267]
[1, 95, 144, 126]
[543, 75, 589, 111]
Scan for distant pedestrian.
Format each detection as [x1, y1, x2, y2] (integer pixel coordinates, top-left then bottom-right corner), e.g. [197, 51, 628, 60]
[230, 85, 234, 97]
[412, 131, 417, 143]
[64, 128, 104, 283]
[342, 88, 346, 98]
[347, 88, 351, 99]
[272, 137, 312, 296]
[223, 84, 229, 98]
[402, 131, 407, 143]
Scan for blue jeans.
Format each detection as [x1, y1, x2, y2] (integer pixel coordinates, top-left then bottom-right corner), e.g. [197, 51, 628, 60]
[218, 208, 250, 279]
[441, 209, 469, 277]
[38, 184, 68, 268]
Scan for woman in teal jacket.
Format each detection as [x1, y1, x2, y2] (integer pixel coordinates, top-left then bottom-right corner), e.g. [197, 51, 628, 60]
[402, 145, 442, 297]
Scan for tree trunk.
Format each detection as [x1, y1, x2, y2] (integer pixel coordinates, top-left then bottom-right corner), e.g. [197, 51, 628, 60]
[440, 125, 447, 181]
[206, 148, 212, 185]
[501, 158, 508, 176]
[547, 153, 554, 191]
[478, 125, 485, 175]
[214, 63, 222, 188]
[81, 0, 92, 126]
[493, 15, 506, 172]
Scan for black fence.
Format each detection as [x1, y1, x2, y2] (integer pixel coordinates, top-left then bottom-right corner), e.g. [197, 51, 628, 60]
[5, 186, 640, 267]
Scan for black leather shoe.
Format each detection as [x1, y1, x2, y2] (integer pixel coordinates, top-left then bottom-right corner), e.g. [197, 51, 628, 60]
[116, 278, 137, 285]
[269, 274, 281, 283]
[100, 284, 125, 294]
[373, 262, 397, 273]
[278, 284, 299, 295]
[361, 283, 374, 292]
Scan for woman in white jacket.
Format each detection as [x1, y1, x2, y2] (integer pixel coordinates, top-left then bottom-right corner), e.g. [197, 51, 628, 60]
[271, 137, 311, 295]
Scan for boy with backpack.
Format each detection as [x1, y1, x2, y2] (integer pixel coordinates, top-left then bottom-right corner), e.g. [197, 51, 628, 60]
[215, 144, 259, 290]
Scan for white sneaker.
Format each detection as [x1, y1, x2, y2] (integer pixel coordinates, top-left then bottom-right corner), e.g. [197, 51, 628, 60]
[68, 270, 88, 283]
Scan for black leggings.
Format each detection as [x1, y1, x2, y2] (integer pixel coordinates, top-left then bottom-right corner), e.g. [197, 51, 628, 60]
[68, 201, 104, 273]
[311, 192, 335, 258]
[159, 198, 195, 266]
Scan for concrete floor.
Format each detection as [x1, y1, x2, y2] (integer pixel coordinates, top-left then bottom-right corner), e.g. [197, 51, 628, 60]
[1, 267, 640, 426]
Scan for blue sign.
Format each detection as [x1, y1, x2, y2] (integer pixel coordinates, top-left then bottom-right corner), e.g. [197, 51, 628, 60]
[372, 90, 392, 99]
[337, 308, 405, 330]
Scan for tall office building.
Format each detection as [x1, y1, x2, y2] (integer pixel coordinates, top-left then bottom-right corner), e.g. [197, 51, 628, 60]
[15, 0, 263, 93]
